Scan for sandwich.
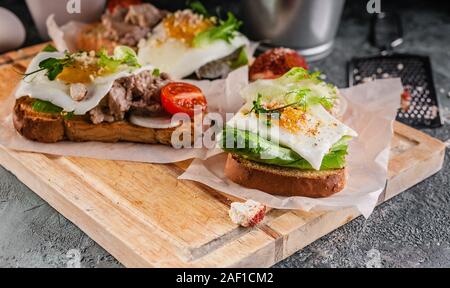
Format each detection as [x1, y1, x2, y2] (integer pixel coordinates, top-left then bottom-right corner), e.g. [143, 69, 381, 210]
[220, 68, 358, 198]
[137, 8, 250, 79]
[76, 1, 164, 53]
[58, 0, 251, 80]
[14, 45, 206, 144]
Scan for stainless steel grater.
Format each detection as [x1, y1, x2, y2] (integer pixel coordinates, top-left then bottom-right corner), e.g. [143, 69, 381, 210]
[348, 12, 442, 128]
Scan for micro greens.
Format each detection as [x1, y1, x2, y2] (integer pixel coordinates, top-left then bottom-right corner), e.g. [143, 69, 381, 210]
[246, 68, 337, 118]
[248, 86, 335, 119]
[249, 89, 311, 116]
[41, 44, 58, 52]
[188, 0, 209, 17]
[249, 94, 270, 115]
[152, 68, 161, 77]
[22, 52, 74, 81]
[193, 12, 242, 47]
[248, 94, 279, 127]
[23, 46, 140, 81]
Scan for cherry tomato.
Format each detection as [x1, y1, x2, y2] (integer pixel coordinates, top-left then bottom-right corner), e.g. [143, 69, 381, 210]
[161, 82, 207, 117]
[107, 0, 142, 12]
[249, 48, 309, 82]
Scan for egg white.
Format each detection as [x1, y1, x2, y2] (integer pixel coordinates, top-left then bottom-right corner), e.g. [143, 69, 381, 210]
[15, 52, 154, 115]
[138, 23, 250, 79]
[227, 105, 358, 170]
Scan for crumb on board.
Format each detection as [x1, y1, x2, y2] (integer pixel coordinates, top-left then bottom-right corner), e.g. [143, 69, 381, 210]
[229, 200, 266, 228]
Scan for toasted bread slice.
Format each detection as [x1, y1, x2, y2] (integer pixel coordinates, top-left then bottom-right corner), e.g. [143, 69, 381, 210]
[75, 23, 117, 53]
[224, 154, 346, 198]
[13, 96, 189, 145]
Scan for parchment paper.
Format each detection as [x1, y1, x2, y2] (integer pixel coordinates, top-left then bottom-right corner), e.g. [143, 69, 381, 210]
[0, 67, 248, 163]
[179, 79, 404, 218]
[47, 15, 87, 52]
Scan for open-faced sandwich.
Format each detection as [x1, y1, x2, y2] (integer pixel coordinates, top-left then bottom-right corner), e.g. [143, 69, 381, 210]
[220, 68, 358, 198]
[137, 8, 250, 79]
[76, 1, 165, 53]
[14, 45, 206, 144]
[50, 0, 251, 80]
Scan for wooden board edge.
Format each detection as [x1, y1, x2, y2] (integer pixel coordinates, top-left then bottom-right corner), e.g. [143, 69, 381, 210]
[0, 43, 49, 66]
[261, 124, 446, 266]
[0, 147, 192, 268]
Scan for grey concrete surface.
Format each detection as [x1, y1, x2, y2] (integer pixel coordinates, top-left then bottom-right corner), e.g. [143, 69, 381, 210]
[0, 0, 449, 268]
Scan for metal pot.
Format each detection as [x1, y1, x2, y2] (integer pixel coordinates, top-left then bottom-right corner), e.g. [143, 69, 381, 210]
[240, 0, 346, 61]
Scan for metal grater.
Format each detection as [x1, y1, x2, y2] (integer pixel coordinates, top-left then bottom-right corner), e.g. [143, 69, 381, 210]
[349, 54, 442, 128]
[348, 12, 442, 128]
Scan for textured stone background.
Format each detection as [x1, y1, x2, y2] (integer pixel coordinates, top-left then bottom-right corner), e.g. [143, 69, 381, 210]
[0, 0, 449, 268]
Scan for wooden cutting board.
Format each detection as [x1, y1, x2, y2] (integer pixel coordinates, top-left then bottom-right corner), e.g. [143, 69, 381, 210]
[0, 44, 446, 267]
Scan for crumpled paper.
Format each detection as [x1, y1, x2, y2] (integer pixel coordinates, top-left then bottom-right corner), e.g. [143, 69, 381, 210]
[0, 66, 248, 164]
[179, 79, 403, 218]
[47, 15, 88, 52]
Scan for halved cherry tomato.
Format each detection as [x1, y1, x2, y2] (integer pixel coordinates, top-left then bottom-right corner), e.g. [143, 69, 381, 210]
[107, 0, 142, 12]
[161, 82, 207, 117]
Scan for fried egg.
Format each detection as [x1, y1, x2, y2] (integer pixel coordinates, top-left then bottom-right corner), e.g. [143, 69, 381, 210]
[137, 11, 250, 79]
[15, 51, 153, 115]
[227, 105, 358, 171]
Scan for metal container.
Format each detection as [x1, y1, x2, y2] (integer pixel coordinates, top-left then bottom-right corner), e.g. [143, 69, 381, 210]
[240, 0, 346, 61]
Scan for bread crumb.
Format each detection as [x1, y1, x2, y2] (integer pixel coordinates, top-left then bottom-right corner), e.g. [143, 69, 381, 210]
[229, 200, 266, 227]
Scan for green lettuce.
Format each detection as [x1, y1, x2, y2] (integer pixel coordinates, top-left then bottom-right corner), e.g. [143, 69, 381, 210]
[241, 67, 338, 111]
[97, 46, 141, 72]
[229, 47, 249, 69]
[193, 12, 242, 47]
[220, 127, 351, 170]
[32, 99, 74, 119]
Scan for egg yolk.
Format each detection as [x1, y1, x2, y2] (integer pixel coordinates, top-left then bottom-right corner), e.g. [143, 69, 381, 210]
[163, 12, 214, 45]
[57, 64, 102, 84]
[279, 107, 307, 133]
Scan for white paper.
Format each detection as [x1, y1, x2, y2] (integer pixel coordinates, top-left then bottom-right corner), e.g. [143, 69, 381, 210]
[47, 15, 88, 52]
[0, 67, 248, 164]
[179, 79, 403, 218]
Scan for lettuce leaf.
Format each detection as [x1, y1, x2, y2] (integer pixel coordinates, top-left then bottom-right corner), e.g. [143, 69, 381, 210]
[193, 12, 242, 47]
[32, 99, 74, 119]
[98, 46, 141, 72]
[220, 128, 350, 170]
[241, 67, 338, 111]
[32, 99, 63, 114]
[229, 47, 248, 69]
